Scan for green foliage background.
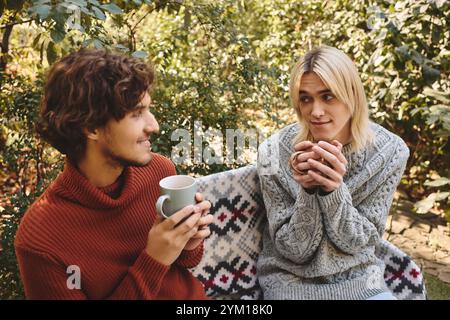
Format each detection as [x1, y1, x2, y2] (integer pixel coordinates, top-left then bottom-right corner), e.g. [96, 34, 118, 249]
[0, 0, 448, 299]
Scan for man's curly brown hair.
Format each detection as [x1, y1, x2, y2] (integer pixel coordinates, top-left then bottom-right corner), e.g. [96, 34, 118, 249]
[36, 48, 155, 162]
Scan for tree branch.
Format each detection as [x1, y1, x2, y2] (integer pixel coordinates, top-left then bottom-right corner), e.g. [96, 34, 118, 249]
[0, 18, 34, 30]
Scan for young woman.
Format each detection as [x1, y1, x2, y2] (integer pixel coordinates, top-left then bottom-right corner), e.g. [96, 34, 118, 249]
[256, 46, 409, 300]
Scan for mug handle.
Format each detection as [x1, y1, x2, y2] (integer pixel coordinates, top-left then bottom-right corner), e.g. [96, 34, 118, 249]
[155, 194, 170, 218]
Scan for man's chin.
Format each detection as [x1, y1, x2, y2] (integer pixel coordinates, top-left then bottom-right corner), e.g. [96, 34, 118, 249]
[118, 154, 153, 167]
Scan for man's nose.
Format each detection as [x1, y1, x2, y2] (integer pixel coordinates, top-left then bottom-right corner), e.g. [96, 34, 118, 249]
[144, 112, 159, 134]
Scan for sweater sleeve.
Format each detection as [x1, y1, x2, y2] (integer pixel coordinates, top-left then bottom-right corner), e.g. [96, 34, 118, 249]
[16, 245, 87, 300]
[257, 142, 324, 264]
[175, 241, 204, 268]
[105, 251, 170, 299]
[317, 145, 409, 255]
[15, 245, 169, 300]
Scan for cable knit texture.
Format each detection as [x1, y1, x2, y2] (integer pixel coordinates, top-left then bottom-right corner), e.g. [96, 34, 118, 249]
[15, 153, 206, 300]
[256, 122, 409, 300]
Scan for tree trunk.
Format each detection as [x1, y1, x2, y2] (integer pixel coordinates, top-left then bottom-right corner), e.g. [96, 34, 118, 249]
[0, 23, 14, 82]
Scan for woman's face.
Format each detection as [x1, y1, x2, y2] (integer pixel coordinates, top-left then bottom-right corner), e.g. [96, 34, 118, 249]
[298, 72, 352, 144]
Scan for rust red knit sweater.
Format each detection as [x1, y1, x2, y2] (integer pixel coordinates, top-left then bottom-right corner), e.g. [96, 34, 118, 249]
[14, 153, 206, 300]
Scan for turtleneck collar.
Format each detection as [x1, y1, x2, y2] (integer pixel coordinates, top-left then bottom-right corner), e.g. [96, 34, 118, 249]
[51, 158, 139, 210]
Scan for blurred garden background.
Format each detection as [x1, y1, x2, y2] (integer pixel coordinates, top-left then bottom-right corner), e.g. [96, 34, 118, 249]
[0, 0, 449, 299]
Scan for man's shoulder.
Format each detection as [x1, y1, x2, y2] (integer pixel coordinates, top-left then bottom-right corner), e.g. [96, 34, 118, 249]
[14, 190, 60, 249]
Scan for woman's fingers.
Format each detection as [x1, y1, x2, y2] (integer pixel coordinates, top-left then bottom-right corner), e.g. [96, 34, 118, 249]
[294, 140, 314, 152]
[307, 170, 338, 191]
[317, 141, 348, 165]
[307, 158, 342, 183]
[312, 145, 346, 174]
[293, 170, 319, 186]
[331, 140, 343, 152]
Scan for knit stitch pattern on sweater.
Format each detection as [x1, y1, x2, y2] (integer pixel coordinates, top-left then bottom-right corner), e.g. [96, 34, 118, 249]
[15, 153, 206, 300]
[256, 122, 409, 300]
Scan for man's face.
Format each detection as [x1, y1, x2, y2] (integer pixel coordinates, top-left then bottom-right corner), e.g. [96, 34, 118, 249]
[298, 72, 352, 144]
[96, 92, 159, 167]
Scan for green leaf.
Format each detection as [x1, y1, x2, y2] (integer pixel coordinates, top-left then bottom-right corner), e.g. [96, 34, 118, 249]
[113, 44, 128, 51]
[92, 6, 106, 20]
[132, 51, 148, 59]
[423, 87, 450, 104]
[434, 0, 447, 8]
[422, 64, 440, 81]
[81, 39, 93, 47]
[68, 23, 85, 32]
[50, 29, 65, 44]
[31, 4, 51, 19]
[415, 192, 450, 214]
[93, 39, 103, 49]
[46, 42, 57, 64]
[66, 0, 88, 6]
[425, 177, 450, 187]
[101, 3, 123, 14]
[32, 33, 42, 49]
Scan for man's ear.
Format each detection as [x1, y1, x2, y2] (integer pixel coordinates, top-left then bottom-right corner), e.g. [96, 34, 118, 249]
[83, 127, 100, 141]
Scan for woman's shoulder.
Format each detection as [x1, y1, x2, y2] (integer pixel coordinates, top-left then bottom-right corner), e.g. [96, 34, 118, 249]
[257, 123, 300, 175]
[369, 122, 409, 159]
[258, 123, 300, 153]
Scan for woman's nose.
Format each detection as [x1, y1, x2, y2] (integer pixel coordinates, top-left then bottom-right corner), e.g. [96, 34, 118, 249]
[311, 102, 325, 118]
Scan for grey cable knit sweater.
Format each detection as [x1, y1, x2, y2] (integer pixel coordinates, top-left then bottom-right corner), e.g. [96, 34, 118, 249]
[256, 122, 409, 300]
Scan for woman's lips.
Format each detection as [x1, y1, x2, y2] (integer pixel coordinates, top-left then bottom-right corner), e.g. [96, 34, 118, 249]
[310, 121, 331, 126]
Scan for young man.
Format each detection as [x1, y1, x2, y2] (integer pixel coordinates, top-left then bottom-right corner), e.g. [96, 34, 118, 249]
[14, 49, 213, 299]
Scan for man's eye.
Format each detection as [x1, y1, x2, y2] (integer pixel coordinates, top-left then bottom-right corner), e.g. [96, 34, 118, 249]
[133, 110, 143, 117]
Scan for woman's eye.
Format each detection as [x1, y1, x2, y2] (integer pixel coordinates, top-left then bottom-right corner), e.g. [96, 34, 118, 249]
[299, 96, 311, 103]
[323, 94, 334, 101]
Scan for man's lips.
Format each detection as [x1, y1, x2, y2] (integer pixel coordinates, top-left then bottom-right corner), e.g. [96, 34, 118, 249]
[138, 139, 151, 147]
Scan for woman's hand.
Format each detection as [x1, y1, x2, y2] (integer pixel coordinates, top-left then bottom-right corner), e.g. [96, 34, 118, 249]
[306, 140, 347, 193]
[291, 141, 322, 190]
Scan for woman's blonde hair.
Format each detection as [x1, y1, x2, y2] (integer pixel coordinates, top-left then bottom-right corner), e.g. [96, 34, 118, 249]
[289, 46, 372, 151]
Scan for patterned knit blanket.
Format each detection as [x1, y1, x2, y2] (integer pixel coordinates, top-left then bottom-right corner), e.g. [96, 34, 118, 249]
[191, 165, 426, 300]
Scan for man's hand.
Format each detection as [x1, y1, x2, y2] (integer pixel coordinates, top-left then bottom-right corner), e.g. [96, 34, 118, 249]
[184, 193, 213, 251]
[145, 205, 203, 266]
